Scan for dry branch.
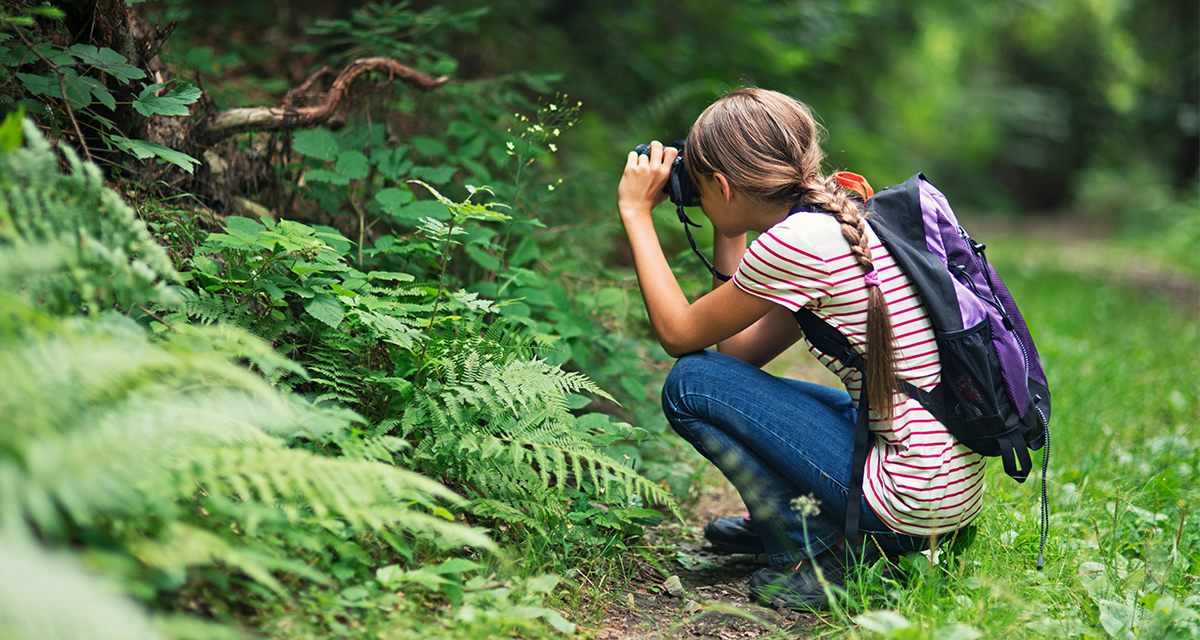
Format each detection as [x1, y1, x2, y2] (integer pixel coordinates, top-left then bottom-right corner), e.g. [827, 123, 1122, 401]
[188, 58, 449, 146]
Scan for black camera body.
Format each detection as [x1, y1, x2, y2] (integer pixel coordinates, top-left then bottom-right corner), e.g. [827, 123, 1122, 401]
[634, 140, 698, 208]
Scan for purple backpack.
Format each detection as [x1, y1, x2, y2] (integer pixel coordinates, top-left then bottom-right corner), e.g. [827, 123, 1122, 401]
[794, 173, 1052, 565]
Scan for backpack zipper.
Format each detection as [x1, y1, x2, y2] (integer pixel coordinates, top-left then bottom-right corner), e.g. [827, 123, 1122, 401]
[952, 227, 1035, 407]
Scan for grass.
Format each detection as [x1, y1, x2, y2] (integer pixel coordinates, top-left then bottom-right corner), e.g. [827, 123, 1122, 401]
[788, 231, 1200, 639]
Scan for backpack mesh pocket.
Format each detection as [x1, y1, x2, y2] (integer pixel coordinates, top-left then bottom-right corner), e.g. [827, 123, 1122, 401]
[937, 320, 1004, 429]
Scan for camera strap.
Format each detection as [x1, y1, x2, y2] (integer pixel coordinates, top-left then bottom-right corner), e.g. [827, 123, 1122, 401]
[676, 203, 732, 282]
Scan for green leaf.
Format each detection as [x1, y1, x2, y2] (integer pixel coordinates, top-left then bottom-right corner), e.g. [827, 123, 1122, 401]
[16, 69, 92, 108]
[257, 281, 286, 300]
[366, 270, 415, 282]
[465, 245, 500, 271]
[373, 146, 411, 177]
[305, 293, 344, 328]
[376, 565, 404, 586]
[110, 136, 200, 173]
[293, 128, 339, 161]
[132, 82, 201, 117]
[303, 169, 349, 185]
[854, 610, 912, 635]
[508, 236, 540, 267]
[392, 200, 452, 221]
[1097, 600, 1136, 638]
[535, 609, 576, 634]
[225, 216, 266, 236]
[446, 120, 476, 138]
[78, 75, 115, 110]
[411, 136, 448, 156]
[408, 164, 456, 184]
[335, 150, 370, 180]
[68, 44, 146, 82]
[930, 624, 984, 640]
[375, 187, 414, 212]
[391, 568, 448, 590]
[0, 109, 24, 152]
[15, 72, 53, 97]
[26, 5, 66, 18]
[433, 558, 482, 574]
[619, 508, 664, 527]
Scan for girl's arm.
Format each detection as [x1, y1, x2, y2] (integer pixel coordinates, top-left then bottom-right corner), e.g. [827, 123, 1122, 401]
[617, 142, 792, 359]
[710, 227, 802, 367]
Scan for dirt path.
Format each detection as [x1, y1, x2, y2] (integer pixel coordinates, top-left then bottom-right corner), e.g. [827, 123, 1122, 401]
[586, 470, 827, 639]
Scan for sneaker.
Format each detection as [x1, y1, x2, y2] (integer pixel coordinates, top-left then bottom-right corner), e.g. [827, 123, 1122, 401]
[748, 547, 891, 609]
[703, 515, 765, 554]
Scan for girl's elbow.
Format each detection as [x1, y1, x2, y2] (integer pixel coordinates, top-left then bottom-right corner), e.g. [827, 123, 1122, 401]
[657, 331, 703, 359]
[663, 344, 691, 359]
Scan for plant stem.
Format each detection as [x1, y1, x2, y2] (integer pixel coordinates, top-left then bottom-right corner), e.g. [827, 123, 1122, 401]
[414, 220, 457, 382]
[15, 29, 92, 164]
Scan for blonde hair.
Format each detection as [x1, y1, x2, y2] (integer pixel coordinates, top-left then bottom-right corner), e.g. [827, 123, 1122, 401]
[685, 88, 898, 420]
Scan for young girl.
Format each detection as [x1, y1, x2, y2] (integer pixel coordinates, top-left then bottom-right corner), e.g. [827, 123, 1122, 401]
[616, 88, 982, 608]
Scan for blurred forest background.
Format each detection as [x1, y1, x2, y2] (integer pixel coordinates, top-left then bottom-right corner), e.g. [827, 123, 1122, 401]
[158, 0, 1199, 241]
[1, 0, 1197, 639]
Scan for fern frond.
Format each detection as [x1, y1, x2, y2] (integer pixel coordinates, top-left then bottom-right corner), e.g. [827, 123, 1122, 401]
[400, 339, 680, 528]
[129, 522, 328, 593]
[338, 435, 409, 463]
[0, 536, 166, 640]
[477, 434, 678, 518]
[0, 120, 179, 313]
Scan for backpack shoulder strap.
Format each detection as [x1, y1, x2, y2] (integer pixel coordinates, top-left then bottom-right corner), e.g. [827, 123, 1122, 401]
[792, 308, 862, 372]
[867, 173, 965, 332]
[793, 307, 872, 541]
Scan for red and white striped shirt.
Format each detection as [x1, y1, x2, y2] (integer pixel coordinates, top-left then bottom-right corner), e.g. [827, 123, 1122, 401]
[733, 211, 984, 537]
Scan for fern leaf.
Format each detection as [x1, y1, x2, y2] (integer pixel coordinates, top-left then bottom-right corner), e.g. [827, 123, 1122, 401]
[0, 536, 166, 640]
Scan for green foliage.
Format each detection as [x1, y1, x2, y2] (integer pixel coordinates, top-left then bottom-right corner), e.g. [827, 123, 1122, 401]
[0, 538, 167, 640]
[0, 9, 201, 171]
[301, 1, 491, 77]
[0, 122, 521, 640]
[168, 144, 679, 547]
[0, 117, 179, 313]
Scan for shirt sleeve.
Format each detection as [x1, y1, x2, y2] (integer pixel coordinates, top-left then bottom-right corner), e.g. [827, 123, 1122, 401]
[732, 219, 834, 312]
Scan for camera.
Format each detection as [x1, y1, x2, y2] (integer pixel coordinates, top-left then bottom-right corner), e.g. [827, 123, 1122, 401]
[634, 140, 698, 208]
[632, 139, 731, 281]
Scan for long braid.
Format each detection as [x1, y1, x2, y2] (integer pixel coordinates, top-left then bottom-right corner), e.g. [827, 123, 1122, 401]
[805, 176, 898, 421]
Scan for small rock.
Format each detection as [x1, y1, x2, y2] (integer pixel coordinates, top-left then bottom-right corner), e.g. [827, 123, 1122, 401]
[684, 599, 702, 613]
[664, 575, 685, 597]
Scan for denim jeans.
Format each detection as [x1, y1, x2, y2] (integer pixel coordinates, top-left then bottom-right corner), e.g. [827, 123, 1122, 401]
[662, 350, 932, 566]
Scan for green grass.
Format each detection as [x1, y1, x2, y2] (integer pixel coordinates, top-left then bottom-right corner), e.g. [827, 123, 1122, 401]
[800, 234, 1200, 638]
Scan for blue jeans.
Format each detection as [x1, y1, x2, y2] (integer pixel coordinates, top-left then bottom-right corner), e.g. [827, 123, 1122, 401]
[662, 350, 932, 566]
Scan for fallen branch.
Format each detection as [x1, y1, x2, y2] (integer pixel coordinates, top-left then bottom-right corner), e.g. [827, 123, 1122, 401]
[188, 57, 448, 146]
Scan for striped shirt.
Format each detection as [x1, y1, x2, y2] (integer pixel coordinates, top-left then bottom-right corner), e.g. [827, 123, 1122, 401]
[733, 211, 984, 537]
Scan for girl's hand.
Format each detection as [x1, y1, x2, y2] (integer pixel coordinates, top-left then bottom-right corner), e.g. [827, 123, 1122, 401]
[618, 140, 676, 219]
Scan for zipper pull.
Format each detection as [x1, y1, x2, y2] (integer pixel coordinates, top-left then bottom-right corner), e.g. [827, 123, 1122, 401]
[958, 226, 986, 255]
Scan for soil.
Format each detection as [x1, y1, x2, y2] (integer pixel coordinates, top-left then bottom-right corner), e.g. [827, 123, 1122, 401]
[583, 469, 827, 639]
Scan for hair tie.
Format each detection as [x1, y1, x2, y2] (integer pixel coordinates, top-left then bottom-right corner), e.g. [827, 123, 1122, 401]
[864, 269, 881, 287]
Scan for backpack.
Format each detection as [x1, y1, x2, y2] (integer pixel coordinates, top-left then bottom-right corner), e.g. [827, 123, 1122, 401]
[792, 173, 1053, 567]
